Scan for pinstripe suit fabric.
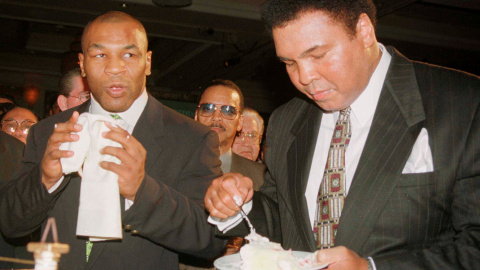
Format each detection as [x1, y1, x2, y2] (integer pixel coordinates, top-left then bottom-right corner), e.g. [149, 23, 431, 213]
[251, 47, 480, 269]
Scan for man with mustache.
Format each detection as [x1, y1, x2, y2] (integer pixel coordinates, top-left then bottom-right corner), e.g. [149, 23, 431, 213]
[195, 79, 265, 191]
[180, 80, 265, 269]
[0, 11, 225, 269]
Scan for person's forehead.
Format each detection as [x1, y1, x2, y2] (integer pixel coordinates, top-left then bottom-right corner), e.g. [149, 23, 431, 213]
[243, 116, 259, 132]
[4, 108, 36, 121]
[200, 85, 240, 106]
[83, 20, 147, 49]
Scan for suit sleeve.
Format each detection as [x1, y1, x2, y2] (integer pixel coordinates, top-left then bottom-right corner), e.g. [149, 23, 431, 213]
[374, 95, 480, 269]
[0, 122, 71, 237]
[121, 131, 226, 259]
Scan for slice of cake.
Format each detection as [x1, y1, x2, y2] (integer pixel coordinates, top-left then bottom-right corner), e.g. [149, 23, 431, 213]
[239, 231, 299, 270]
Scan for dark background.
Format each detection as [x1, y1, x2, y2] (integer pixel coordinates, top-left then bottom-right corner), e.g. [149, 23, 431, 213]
[0, 0, 478, 119]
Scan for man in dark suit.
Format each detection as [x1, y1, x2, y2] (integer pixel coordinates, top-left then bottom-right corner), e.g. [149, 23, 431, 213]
[180, 80, 266, 269]
[195, 79, 265, 189]
[0, 131, 25, 268]
[205, 0, 480, 269]
[0, 11, 225, 269]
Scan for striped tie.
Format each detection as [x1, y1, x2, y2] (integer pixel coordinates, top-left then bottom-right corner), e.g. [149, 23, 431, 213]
[313, 107, 352, 249]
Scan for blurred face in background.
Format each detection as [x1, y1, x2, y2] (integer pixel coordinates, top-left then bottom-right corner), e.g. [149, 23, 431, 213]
[232, 115, 261, 161]
[1, 107, 38, 144]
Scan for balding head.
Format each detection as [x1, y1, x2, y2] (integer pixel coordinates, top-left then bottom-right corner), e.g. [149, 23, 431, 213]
[81, 11, 148, 52]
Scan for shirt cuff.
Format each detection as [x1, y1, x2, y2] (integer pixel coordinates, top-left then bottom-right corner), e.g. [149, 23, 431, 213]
[367, 257, 377, 270]
[208, 200, 252, 233]
[47, 176, 64, 193]
[125, 198, 134, 210]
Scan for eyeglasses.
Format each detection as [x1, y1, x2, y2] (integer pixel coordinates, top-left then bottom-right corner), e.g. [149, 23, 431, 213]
[68, 92, 90, 102]
[234, 132, 260, 144]
[1, 119, 37, 135]
[197, 103, 238, 120]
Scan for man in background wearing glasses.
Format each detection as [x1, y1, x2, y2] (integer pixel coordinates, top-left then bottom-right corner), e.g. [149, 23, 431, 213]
[232, 107, 264, 162]
[57, 68, 91, 111]
[1, 106, 38, 144]
[180, 80, 266, 269]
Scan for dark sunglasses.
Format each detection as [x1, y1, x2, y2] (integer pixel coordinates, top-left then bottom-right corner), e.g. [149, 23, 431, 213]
[197, 103, 238, 120]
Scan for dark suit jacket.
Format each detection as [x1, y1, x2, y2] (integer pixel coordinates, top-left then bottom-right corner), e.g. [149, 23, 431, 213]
[0, 95, 226, 270]
[243, 47, 480, 269]
[231, 152, 265, 191]
[0, 131, 24, 183]
[0, 131, 25, 268]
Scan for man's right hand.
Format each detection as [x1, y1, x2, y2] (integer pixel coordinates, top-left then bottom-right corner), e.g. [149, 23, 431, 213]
[41, 111, 82, 190]
[204, 172, 254, 219]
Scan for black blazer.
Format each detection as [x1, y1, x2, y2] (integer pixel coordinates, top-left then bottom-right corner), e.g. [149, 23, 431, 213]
[245, 47, 480, 269]
[0, 95, 226, 269]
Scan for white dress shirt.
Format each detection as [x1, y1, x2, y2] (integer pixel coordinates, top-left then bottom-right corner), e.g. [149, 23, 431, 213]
[305, 44, 392, 229]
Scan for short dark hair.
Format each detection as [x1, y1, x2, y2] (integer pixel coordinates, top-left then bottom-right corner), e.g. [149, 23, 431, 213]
[262, 0, 376, 37]
[58, 68, 82, 96]
[199, 79, 244, 113]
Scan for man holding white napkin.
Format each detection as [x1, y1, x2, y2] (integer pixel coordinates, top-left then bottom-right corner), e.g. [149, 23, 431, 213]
[0, 11, 225, 269]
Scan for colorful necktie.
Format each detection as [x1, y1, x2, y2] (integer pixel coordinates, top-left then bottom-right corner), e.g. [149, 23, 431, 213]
[313, 107, 352, 249]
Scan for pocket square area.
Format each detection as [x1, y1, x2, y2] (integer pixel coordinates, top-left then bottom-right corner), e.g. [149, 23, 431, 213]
[402, 128, 434, 174]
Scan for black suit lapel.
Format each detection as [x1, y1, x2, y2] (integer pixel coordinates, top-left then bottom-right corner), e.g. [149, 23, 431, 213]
[335, 47, 426, 254]
[132, 95, 165, 173]
[287, 101, 323, 251]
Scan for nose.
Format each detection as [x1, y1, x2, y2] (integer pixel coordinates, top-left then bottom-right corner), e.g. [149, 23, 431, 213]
[105, 56, 126, 75]
[297, 62, 317, 86]
[212, 108, 222, 121]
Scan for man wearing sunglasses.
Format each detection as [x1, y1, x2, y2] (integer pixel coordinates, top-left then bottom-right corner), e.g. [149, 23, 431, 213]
[180, 80, 265, 268]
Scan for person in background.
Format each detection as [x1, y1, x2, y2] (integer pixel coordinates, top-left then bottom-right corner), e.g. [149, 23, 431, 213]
[205, 0, 480, 269]
[195, 80, 265, 190]
[0, 11, 225, 269]
[232, 107, 264, 162]
[1, 106, 39, 144]
[179, 80, 266, 270]
[57, 67, 91, 111]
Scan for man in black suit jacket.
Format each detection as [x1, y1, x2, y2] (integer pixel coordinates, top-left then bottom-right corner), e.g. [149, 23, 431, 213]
[0, 11, 225, 269]
[0, 131, 25, 268]
[205, 0, 480, 269]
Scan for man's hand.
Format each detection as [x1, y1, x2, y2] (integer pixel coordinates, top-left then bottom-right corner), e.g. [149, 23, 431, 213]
[204, 172, 254, 219]
[41, 111, 82, 190]
[100, 121, 146, 201]
[316, 246, 369, 270]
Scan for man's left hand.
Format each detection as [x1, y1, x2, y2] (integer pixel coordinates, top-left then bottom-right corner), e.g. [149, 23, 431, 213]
[100, 121, 146, 201]
[316, 246, 369, 270]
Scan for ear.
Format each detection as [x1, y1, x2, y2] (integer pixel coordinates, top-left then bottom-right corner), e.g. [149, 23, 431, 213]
[356, 13, 376, 49]
[57, 95, 68, 112]
[237, 114, 244, 132]
[78, 53, 86, 77]
[145, 51, 152, 76]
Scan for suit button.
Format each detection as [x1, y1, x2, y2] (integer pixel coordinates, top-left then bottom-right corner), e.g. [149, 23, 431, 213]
[124, 225, 132, 231]
[131, 230, 139, 235]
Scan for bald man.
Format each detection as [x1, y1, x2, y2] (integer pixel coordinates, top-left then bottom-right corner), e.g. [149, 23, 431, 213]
[0, 11, 224, 269]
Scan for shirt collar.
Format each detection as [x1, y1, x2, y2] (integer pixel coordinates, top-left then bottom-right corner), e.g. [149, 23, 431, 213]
[350, 43, 392, 127]
[90, 88, 148, 129]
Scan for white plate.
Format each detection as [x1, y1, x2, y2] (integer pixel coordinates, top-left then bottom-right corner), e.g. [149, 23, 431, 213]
[213, 251, 328, 270]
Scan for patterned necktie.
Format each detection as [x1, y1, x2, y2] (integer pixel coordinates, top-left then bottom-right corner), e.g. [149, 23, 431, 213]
[313, 107, 352, 249]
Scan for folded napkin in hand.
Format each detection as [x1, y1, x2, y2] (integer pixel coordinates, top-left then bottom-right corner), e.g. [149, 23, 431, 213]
[59, 113, 123, 241]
